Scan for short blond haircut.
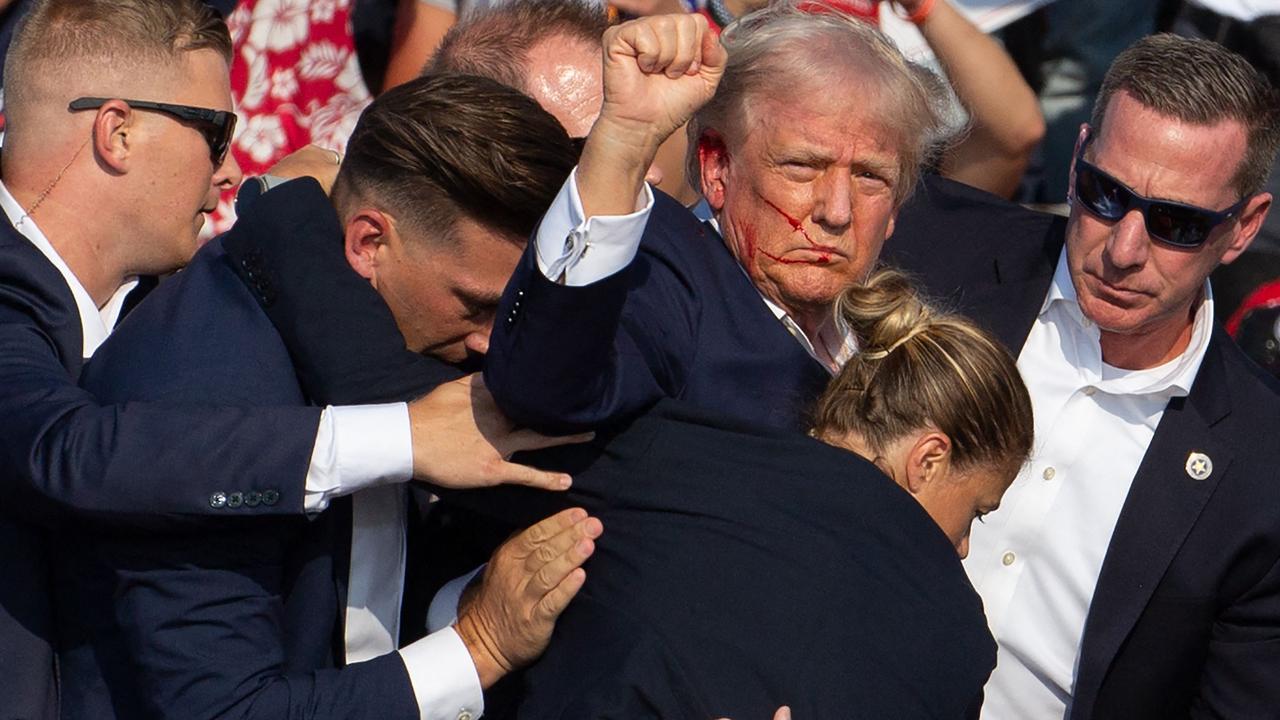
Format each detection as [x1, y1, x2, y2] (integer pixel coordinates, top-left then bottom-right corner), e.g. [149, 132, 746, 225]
[4, 0, 231, 117]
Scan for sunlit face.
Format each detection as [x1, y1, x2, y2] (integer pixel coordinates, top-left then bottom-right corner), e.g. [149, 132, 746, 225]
[911, 461, 1015, 559]
[1066, 91, 1266, 367]
[701, 82, 901, 319]
[130, 49, 242, 272]
[373, 215, 524, 363]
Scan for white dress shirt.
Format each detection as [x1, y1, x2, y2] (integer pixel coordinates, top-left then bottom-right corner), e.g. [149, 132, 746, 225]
[0, 181, 482, 720]
[963, 248, 1213, 719]
[537, 170, 855, 370]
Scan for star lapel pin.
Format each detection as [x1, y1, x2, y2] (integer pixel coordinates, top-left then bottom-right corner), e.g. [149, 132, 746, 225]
[1185, 451, 1213, 481]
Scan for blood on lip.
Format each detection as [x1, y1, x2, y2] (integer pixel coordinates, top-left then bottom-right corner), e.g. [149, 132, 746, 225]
[761, 197, 836, 262]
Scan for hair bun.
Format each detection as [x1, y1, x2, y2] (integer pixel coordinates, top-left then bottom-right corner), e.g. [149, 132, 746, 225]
[837, 268, 933, 357]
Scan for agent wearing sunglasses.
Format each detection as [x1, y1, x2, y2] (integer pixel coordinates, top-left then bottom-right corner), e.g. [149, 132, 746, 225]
[887, 33, 1280, 719]
[0, 3, 585, 719]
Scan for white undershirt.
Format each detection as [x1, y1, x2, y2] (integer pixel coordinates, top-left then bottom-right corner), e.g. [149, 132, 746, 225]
[0, 181, 482, 720]
[964, 248, 1213, 719]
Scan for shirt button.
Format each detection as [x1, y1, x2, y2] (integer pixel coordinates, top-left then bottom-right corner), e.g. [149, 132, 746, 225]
[1084, 386, 1097, 397]
[1002, 551, 1017, 567]
[457, 712, 474, 720]
[1042, 466, 1056, 481]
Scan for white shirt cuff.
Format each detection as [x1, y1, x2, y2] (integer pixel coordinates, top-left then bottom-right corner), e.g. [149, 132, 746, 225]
[534, 166, 654, 286]
[304, 404, 414, 512]
[399, 626, 485, 720]
[427, 565, 485, 633]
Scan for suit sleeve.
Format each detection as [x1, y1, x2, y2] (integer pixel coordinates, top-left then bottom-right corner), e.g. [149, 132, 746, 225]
[0, 300, 318, 522]
[103, 527, 425, 720]
[483, 190, 704, 434]
[1193, 552, 1280, 717]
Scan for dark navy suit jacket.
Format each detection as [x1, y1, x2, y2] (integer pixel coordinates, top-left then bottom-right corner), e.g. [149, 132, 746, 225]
[56, 180, 425, 719]
[885, 175, 1280, 720]
[504, 400, 993, 719]
[483, 189, 831, 434]
[0, 199, 319, 719]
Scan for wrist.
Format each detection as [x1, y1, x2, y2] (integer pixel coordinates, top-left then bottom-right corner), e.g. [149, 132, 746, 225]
[454, 610, 508, 690]
[577, 114, 660, 218]
[586, 113, 666, 168]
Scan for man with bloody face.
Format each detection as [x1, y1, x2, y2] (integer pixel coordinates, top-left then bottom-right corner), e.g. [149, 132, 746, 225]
[482, 2, 950, 433]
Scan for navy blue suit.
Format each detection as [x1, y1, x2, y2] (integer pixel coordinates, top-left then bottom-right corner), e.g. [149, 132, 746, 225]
[885, 175, 1280, 720]
[484, 189, 831, 434]
[56, 180, 423, 719]
[0, 200, 319, 718]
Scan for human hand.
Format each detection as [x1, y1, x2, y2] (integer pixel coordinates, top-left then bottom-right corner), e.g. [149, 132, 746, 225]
[265, 144, 343, 193]
[454, 507, 604, 687]
[579, 13, 725, 217]
[597, 13, 726, 159]
[407, 374, 593, 490]
[716, 706, 792, 720]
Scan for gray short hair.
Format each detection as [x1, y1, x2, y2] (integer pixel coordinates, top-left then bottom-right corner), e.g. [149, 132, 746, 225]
[1093, 33, 1280, 197]
[686, 1, 953, 205]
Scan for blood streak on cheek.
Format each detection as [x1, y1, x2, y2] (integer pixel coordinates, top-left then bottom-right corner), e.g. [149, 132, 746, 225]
[759, 248, 807, 264]
[761, 197, 838, 260]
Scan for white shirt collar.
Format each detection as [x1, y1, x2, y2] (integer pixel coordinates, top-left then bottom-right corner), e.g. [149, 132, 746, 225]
[0, 180, 138, 359]
[1041, 247, 1212, 398]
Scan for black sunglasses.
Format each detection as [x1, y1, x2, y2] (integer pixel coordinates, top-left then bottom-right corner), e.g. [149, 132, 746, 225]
[68, 97, 237, 166]
[1072, 132, 1248, 248]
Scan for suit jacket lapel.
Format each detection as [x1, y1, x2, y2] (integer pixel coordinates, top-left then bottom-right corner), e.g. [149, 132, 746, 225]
[1070, 337, 1234, 718]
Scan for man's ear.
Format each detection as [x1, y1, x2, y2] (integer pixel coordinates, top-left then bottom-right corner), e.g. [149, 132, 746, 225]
[344, 208, 393, 282]
[905, 431, 952, 494]
[1063, 122, 1091, 209]
[697, 129, 731, 212]
[1221, 191, 1271, 265]
[92, 100, 132, 174]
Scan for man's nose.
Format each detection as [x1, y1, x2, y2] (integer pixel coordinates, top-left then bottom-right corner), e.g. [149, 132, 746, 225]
[215, 150, 243, 191]
[1102, 209, 1150, 271]
[464, 325, 493, 356]
[957, 535, 970, 559]
[810, 172, 852, 230]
